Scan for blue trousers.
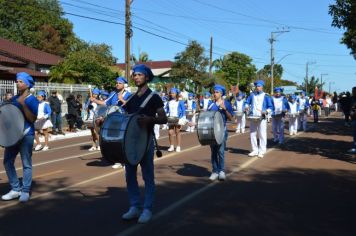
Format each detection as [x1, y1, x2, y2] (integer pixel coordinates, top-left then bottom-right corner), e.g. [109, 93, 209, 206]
[210, 131, 228, 173]
[51, 112, 62, 132]
[124, 139, 155, 210]
[3, 135, 34, 193]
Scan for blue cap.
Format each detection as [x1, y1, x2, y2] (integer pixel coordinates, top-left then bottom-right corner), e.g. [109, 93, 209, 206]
[37, 90, 46, 98]
[237, 92, 245, 98]
[274, 87, 283, 93]
[132, 64, 154, 82]
[204, 91, 211, 97]
[213, 84, 226, 96]
[116, 76, 127, 84]
[100, 90, 109, 97]
[254, 80, 265, 87]
[290, 95, 296, 100]
[301, 91, 306, 96]
[16, 72, 34, 88]
[162, 96, 168, 102]
[188, 93, 194, 98]
[170, 87, 179, 94]
[92, 88, 100, 95]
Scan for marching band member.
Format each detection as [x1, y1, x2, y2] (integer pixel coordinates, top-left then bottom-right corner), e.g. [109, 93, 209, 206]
[208, 84, 233, 181]
[161, 95, 168, 130]
[91, 77, 132, 110]
[91, 77, 131, 169]
[86, 88, 100, 151]
[200, 91, 212, 111]
[121, 64, 167, 224]
[271, 87, 289, 144]
[297, 91, 310, 131]
[287, 95, 300, 135]
[245, 80, 273, 158]
[185, 93, 197, 132]
[34, 90, 53, 151]
[166, 88, 186, 152]
[2, 72, 39, 202]
[233, 92, 246, 134]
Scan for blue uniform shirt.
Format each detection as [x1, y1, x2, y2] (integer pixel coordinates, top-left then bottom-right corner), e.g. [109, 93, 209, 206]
[11, 94, 39, 136]
[207, 100, 233, 126]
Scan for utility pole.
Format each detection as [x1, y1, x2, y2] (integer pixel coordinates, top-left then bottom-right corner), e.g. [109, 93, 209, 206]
[269, 29, 289, 95]
[305, 61, 316, 94]
[209, 36, 213, 79]
[125, 0, 132, 80]
[320, 73, 328, 93]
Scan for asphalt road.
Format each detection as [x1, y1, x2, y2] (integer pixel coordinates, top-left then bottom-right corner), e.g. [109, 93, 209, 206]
[0, 113, 355, 236]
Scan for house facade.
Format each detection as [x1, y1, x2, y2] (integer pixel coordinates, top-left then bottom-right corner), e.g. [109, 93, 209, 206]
[0, 37, 62, 81]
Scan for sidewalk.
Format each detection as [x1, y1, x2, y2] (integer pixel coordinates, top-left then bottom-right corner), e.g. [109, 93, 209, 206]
[39, 129, 91, 142]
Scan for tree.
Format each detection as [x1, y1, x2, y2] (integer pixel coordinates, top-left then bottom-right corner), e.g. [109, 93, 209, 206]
[329, 0, 356, 58]
[50, 43, 118, 89]
[130, 51, 151, 63]
[300, 76, 325, 95]
[215, 52, 257, 92]
[0, 0, 79, 56]
[170, 41, 209, 93]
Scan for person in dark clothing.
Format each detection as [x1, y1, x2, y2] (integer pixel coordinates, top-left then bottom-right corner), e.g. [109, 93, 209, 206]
[348, 87, 356, 154]
[310, 97, 321, 123]
[66, 94, 78, 132]
[340, 92, 352, 126]
[75, 94, 83, 129]
[48, 91, 64, 135]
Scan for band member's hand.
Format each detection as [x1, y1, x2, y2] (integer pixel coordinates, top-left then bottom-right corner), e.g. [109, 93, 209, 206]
[17, 89, 29, 105]
[89, 97, 96, 102]
[218, 100, 226, 110]
[137, 115, 154, 127]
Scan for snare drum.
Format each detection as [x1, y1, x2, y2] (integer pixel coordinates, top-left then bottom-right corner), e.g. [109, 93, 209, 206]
[288, 113, 299, 118]
[272, 113, 283, 118]
[197, 111, 224, 146]
[167, 117, 179, 126]
[0, 103, 25, 147]
[247, 115, 263, 122]
[100, 112, 149, 165]
[234, 111, 244, 117]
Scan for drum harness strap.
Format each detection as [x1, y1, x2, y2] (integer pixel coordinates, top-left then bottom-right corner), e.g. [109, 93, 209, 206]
[127, 91, 163, 157]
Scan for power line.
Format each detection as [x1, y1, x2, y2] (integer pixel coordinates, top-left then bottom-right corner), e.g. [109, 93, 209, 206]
[191, 0, 341, 35]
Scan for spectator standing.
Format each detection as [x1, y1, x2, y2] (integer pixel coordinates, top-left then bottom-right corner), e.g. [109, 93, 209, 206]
[348, 87, 356, 154]
[48, 91, 63, 135]
[66, 94, 78, 132]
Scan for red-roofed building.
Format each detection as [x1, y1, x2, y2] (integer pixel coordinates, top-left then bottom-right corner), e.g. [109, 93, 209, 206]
[0, 37, 62, 81]
[116, 61, 174, 79]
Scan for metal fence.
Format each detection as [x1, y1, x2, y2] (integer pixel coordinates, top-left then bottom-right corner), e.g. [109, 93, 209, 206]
[0, 80, 91, 118]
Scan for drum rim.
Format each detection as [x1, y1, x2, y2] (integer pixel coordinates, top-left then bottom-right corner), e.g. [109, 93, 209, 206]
[0, 103, 25, 147]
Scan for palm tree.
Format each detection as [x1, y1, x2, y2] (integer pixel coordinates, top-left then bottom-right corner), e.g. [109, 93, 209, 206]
[130, 52, 151, 64]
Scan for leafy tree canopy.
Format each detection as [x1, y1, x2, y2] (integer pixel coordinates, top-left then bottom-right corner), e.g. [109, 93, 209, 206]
[50, 43, 119, 89]
[329, 0, 356, 58]
[213, 52, 257, 89]
[0, 0, 78, 56]
[300, 75, 325, 95]
[170, 40, 209, 93]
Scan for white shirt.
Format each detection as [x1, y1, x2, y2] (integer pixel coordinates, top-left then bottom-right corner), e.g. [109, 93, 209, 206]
[272, 97, 283, 115]
[252, 92, 265, 116]
[168, 100, 179, 117]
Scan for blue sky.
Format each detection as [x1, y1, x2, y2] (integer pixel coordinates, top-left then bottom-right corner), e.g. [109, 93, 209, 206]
[60, 0, 355, 93]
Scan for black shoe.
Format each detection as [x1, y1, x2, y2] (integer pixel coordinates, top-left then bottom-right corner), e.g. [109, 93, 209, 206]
[52, 131, 57, 135]
[58, 131, 65, 135]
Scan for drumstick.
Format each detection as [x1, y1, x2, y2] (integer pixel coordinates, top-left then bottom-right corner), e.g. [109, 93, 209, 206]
[88, 85, 92, 98]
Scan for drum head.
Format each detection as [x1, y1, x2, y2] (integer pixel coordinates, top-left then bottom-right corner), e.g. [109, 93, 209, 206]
[0, 104, 25, 147]
[107, 106, 120, 115]
[95, 105, 108, 119]
[124, 115, 149, 165]
[213, 112, 224, 145]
